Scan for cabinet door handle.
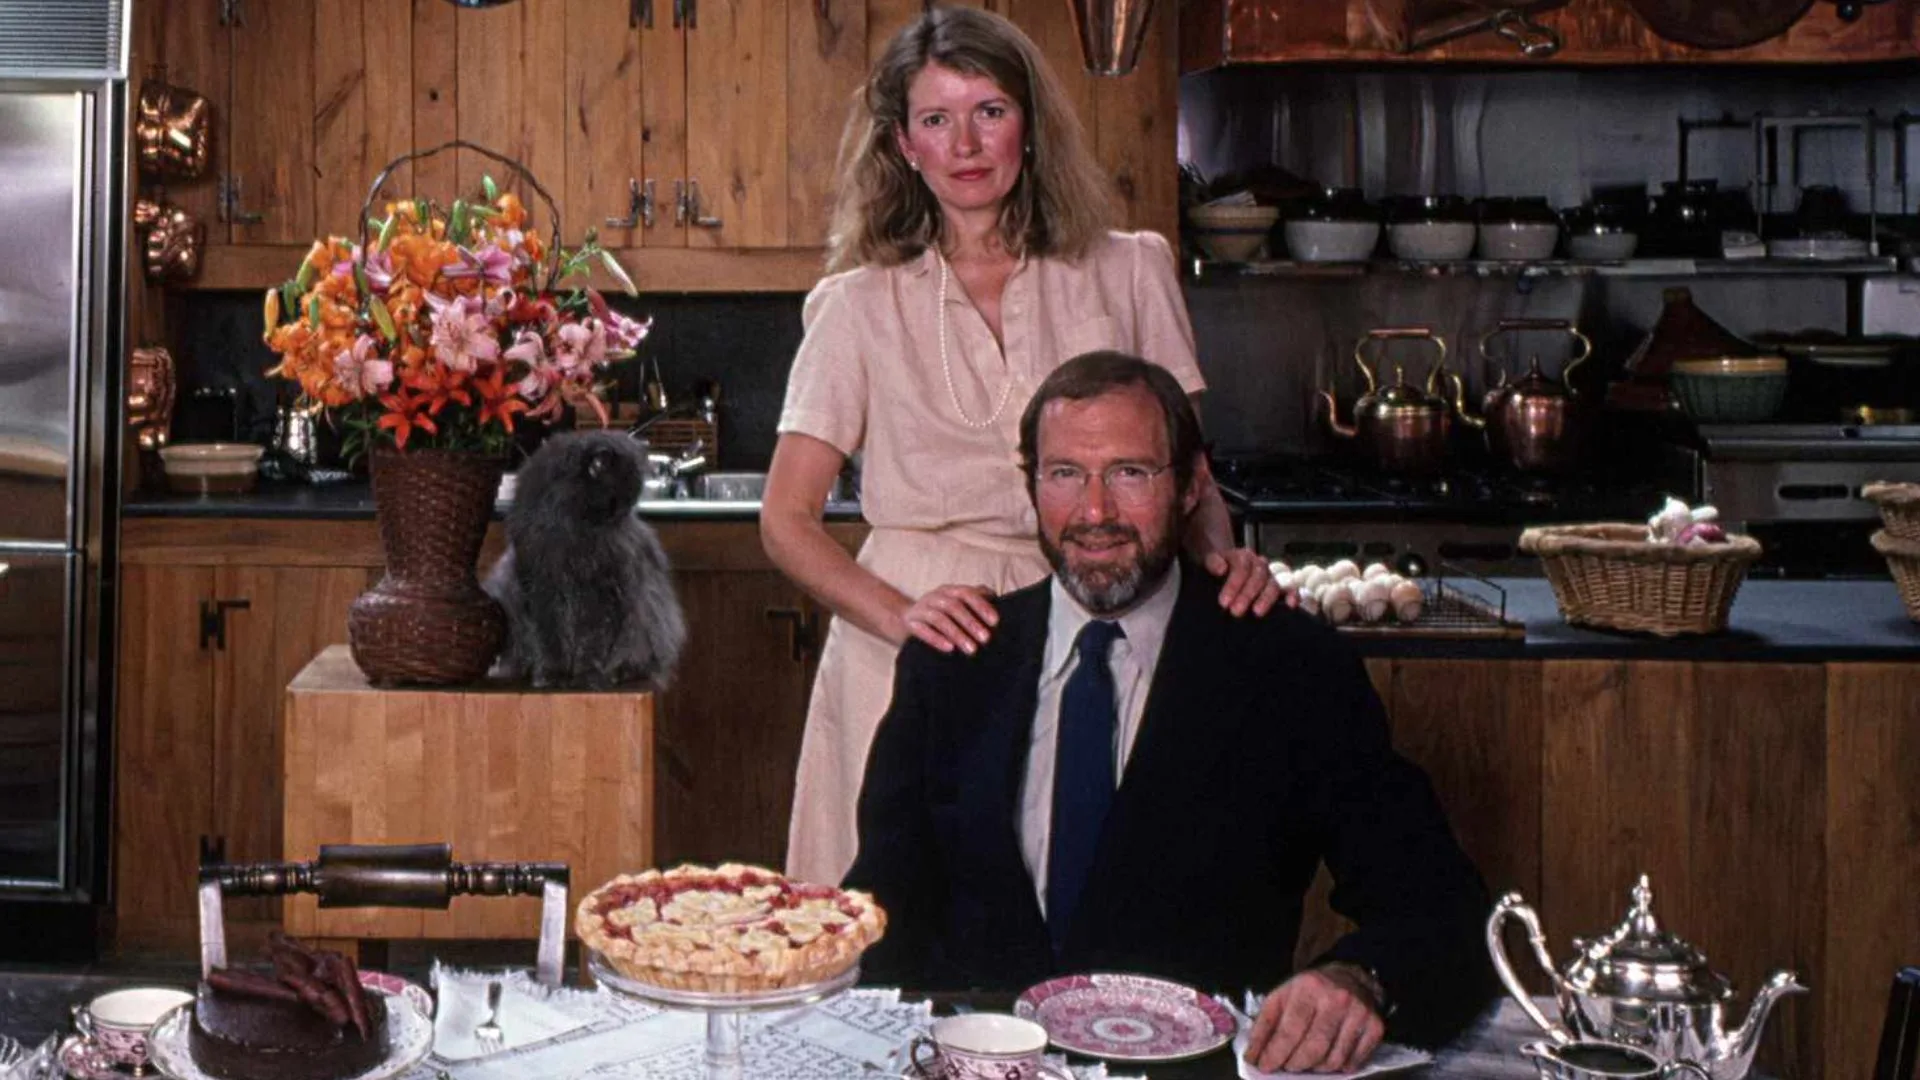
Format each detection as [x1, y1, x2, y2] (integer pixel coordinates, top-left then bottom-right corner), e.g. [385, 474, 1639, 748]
[199, 598, 252, 651]
[765, 607, 821, 663]
[631, 0, 651, 28]
[605, 178, 655, 229]
[683, 180, 723, 229]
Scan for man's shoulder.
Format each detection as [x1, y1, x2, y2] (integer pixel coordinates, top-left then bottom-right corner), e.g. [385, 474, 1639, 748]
[1172, 565, 1363, 671]
[896, 577, 1051, 678]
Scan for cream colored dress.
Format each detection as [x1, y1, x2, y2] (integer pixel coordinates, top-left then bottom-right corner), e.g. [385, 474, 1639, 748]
[776, 229, 1205, 884]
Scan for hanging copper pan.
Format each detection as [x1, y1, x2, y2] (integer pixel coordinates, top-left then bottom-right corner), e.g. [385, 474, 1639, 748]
[1627, 0, 1814, 49]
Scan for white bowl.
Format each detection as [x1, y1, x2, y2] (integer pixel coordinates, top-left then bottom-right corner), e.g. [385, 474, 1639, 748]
[1189, 204, 1279, 230]
[1285, 220, 1380, 263]
[1388, 221, 1476, 261]
[158, 442, 263, 494]
[1192, 227, 1269, 263]
[1568, 232, 1638, 260]
[1478, 222, 1559, 261]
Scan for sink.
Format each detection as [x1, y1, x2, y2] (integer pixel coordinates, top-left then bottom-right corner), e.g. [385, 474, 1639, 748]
[688, 471, 768, 501]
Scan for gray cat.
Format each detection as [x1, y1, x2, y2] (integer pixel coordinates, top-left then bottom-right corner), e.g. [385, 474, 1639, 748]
[484, 430, 687, 689]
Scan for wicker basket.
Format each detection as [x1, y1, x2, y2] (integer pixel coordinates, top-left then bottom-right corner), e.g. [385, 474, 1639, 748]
[1871, 530, 1920, 623]
[1864, 482, 1920, 542]
[1519, 523, 1762, 636]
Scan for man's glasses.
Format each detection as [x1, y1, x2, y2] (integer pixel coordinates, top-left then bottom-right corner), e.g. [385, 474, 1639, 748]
[1035, 463, 1173, 506]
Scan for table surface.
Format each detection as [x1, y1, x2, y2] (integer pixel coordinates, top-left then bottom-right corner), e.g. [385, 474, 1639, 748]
[0, 967, 1543, 1079]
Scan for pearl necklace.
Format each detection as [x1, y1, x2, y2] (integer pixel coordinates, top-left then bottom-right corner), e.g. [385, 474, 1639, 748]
[936, 250, 1015, 430]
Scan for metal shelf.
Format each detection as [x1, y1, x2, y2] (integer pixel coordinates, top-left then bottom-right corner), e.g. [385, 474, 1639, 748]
[1190, 256, 1900, 282]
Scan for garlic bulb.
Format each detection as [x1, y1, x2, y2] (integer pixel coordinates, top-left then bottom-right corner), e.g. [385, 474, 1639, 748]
[1389, 579, 1424, 623]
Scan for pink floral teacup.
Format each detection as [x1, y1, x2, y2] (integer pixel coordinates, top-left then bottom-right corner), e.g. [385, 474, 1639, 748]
[72, 987, 192, 1072]
[910, 1014, 1062, 1080]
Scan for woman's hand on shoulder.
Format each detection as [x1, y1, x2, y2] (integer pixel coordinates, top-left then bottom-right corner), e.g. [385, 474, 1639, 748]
[901, 584, 1000, 656]
[1205, 547, 1286, 618]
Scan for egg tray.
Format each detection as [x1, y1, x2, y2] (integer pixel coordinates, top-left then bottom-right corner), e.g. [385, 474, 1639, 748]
[1333, 574, 1525, 640]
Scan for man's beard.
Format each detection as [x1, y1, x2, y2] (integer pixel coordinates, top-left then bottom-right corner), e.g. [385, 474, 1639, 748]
[1041, 522, 1178, 615]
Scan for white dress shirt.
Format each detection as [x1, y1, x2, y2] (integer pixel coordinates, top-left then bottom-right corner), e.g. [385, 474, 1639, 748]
[1019, 562, 1182, 917]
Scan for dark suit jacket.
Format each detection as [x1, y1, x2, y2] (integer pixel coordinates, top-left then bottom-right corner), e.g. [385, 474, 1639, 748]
[845, 561, 1497, 1047]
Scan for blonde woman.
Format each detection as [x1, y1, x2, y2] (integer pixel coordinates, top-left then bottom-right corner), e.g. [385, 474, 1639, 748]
[764, 5, 1278, 884]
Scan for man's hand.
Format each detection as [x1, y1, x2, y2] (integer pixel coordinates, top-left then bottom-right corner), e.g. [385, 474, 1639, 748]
[1244, 963, 1386, 1074]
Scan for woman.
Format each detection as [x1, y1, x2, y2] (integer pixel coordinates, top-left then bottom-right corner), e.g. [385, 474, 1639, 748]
[764, 5, 1278, 884]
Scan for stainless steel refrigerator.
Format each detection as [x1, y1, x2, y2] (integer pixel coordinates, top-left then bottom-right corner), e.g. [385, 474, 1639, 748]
[0, 0, 126, 955]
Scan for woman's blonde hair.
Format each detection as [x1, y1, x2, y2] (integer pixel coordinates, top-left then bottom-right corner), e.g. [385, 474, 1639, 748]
[824, 6, 1116, 271]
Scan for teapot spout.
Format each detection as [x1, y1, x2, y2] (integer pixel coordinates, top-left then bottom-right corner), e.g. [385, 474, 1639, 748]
[1716, 971, 1807, 1075]
[1316, 389, 1358, 439]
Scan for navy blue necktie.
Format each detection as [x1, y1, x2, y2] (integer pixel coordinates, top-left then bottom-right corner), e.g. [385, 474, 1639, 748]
[1047, 619, 1125, 952]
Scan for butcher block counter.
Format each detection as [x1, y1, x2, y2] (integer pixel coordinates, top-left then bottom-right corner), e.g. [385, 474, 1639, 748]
[115, 499, 1920, 1079]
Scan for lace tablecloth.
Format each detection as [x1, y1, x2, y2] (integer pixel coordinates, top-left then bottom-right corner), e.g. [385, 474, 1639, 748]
[402, 966, 1144, 1080]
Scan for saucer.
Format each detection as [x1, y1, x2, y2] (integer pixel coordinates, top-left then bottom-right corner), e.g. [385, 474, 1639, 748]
[57, 1036, 133, 1079]
[900, 1067, 1072, 1080]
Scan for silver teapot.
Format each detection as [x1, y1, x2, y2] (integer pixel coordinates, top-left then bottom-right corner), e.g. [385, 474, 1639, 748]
[1487, 875, 1804, 1080]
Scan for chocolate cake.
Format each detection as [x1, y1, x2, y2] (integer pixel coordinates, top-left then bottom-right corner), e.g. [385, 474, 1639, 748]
[186, 934, 391, 1080]
[188, 985, 388, 1080]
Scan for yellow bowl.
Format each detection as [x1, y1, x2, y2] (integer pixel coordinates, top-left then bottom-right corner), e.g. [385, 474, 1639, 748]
[1670, 355, 1788, 376]
[158, 442, 263, 494]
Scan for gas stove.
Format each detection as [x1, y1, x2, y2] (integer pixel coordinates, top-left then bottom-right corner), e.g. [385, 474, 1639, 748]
[1212, 456, 1684, 577]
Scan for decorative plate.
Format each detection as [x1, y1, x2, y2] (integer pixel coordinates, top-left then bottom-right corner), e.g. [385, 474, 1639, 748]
[57, 1036, 124, 1080]
[1015, 973, 1237, 1063]
[145, 986, 434, 1080]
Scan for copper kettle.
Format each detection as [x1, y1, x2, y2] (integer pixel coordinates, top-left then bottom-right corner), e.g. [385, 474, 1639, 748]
[1316, 327, 1460, 475]
[1457, 319, 1593, 474]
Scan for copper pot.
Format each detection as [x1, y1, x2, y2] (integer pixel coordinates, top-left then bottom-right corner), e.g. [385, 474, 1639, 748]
[1459, 319, 1594, 473]
[127, 346, 177, 451]
[136, 75, 211, 180]
[134, 198, 205, 284]
[1316, 327, 1458, 475]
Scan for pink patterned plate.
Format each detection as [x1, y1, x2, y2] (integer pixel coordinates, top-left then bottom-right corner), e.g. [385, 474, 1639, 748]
[357, 970, 435, 1020]
[58, 1036, 125, 1080]
[1015, 973, 1237, 1063]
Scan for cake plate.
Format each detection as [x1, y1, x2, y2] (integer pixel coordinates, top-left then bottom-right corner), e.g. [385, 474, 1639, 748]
[144, 987, 435, 1080]
[587, 949, 860, 1080]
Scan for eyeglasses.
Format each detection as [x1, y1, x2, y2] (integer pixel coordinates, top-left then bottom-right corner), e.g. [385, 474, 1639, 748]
[1035, 462, 1173, 506]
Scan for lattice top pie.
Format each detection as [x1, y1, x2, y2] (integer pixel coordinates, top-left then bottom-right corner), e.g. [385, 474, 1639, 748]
[578, 863, 887, 993]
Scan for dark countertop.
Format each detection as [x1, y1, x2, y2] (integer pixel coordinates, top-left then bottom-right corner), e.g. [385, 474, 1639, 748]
[122, 479, 865, 522]
[1345, 576, 1919, 661]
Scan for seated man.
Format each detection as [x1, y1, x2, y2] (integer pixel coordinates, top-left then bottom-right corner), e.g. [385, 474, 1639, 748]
[845, 351, 1496, 1074]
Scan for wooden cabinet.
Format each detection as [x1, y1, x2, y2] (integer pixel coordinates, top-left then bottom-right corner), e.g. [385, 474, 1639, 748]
[114, 558, 371, 950]
[1183, 0, 1920, 70]
[132, 0, 1177, 291]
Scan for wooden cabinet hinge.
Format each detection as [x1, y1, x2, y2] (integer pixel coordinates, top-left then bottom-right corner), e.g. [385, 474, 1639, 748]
[218, 0, 244, 28]
[199, 598, 251, 651]
[217, 174, 265, 226]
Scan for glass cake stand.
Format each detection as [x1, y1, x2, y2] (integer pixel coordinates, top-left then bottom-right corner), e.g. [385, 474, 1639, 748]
[587, 949, 860, 1080]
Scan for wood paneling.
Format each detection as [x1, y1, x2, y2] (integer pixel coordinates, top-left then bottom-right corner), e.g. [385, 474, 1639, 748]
[1089, 0, 1179, 239]
[410, 0, 458, 198]
[114, 565, 215, 949]
[1824, 665, 1920, 1080]
[565, 0, 645, 249]
[282, 647, 655, 940]
[314, 0, 414, 237]
[142, 0, 229, 240]
[653, 571, 815, 867]
[191, 243, 834, 293]
[456, 0, 567, 210]
[684, 0, 790, 249]
[637, 0, 688, 249]
[229, 0, 317, 244]
[788, 0, 869, 249]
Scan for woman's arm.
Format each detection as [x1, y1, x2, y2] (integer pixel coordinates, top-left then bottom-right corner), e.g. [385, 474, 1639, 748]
[761, 432, 998, 653]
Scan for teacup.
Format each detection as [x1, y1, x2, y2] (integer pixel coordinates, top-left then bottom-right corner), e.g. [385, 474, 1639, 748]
[1521, 1040, 1713, 1080]
[909, 1014, 1056, 1080]
[72, 987, 193, 1073]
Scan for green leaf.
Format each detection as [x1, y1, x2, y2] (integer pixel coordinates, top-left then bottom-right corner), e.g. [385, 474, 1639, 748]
[375, 214, 397, 250]
[370, 295, 397, 342]
[483, 175, 500, 203]
[281, 282, 302, 322]
[415, 198, 430, 225]
[599, 249, 638, 296]
[307, 295, 322, 330]
[353, 264, 372, 302]
[294, 256, 316, 291]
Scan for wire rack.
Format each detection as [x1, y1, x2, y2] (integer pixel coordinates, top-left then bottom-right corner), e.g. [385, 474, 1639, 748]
[1336, 563, 1525, 639]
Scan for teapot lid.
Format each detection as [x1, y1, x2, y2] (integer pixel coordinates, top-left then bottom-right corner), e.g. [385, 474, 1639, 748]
[1371, 364, 1447, 409]
[1564, 876, 1730, 1005]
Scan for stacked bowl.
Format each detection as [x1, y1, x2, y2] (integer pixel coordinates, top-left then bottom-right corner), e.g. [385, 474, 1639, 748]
[1865, 482, 1920, 623]
[1669, 356, 1789, 423]
[1187, 203, 1280, 264]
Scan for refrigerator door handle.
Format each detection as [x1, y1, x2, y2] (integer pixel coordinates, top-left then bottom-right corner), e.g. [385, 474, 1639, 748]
[198, 598, 251, 651]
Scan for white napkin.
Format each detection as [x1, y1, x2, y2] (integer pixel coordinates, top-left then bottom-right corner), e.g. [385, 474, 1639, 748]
[1225, 992, 1432, 1080]
[430, 964, 595, 1061]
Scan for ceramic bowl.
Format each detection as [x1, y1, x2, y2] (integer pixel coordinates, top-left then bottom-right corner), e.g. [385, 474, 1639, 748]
[1285, 220, 1381, 263]
[1188, 205, 1279, 263]
[1670, 356, 1789, 423]
[158, 442, 264, 494]
[1568, 231, 1639, 260]
[1389, 221, 1477, 260]
[1478, 222, 1560, 261]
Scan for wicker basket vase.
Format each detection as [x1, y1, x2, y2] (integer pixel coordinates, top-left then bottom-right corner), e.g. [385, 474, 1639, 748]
[1519, 523, 1762, 637]
[1864, 482, 1920, 542]
[1871, 530, 1920, 624]
[348, 449, 508, 685]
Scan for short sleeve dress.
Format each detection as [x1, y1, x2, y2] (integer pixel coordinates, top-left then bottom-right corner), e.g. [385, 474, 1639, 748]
[777, 229, 1205, 884]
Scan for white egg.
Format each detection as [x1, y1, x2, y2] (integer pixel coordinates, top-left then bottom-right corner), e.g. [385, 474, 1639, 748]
[1298, 588, 1321, 616]
[1362, 562, 1392, 581]
[1327, 559, 1360, 582]
[1355, 578, 1391, 622]
[1297, 566, 1328, 592]
[1269, 560, 1291, 578]
[1322, 580, 1356, 624]
[1274, 571, 1296, 592]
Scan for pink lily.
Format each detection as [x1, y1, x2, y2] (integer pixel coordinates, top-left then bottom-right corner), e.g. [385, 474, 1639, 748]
[441, 244, 514, 286]
[334, 334, 394, 398]
[429, 294, 500, 374]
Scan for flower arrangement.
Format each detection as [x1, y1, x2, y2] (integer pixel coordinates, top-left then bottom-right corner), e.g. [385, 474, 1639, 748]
[262, 176, 649, 458]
